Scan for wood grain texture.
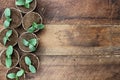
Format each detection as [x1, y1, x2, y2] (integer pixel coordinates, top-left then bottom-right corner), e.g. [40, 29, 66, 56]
[0, 0, 120, 80]
[0, 0, 120, 24]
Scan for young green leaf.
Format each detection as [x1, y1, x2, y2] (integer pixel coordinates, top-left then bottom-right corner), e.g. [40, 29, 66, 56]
[7, 73, 16, 79]
[6, 30, 12, 37]
[6, 45, 13, 57]
[3, 30, 12, 45]
[16, 69, 24, 77]
[16, 0, 33, 8]
[29, 44, 36, 52]
[16, 0, 25, 6]
[27, 22, 44, 33]
[37, 24, 44, 29]
[26, 0, 33, 4]
[4, 8, 11, 17]
[22, 38, 37, 51]
[4, 8, 12, 28]
[25, 0, 33, 8]
[5, 58, 12, 68]
[24, 3, 30, 8]
[27, 26, 36, 33]
[29, 65, 36, 73]
[32, 22, 38, 28]
[22, 39, 29, 46]
[3, 20, 10, 28]
[3, 36, 8, 45]
[25, 56, 31, 65]
[29, 38, 37, 46]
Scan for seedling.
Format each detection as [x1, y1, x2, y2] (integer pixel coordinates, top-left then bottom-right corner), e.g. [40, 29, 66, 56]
[5, 45, 13, 68]
[16, 0, 33, 8]
[7, 69, 24, 80]
[22, 38, 37, 52]
[27, 22, 44, 33]
[3, 8, 12, 28]
[3, 30, 12, 45]
[25, 56, 36, 73]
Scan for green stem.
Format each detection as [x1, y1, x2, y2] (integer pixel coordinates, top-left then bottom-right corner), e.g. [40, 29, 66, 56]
[16, 76, 18, 80]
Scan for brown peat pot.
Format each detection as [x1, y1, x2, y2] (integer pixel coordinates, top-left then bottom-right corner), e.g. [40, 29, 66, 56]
[18, 32, 38, 52]
[6, 67, 25, 80]
[19, 53, 39, 73]
[15, 0, 37, 13]
[22, 12, 43, 32]
[0, 49, 19, 68]
[0, 28, 18, 47]
[2, 8, 22, 28]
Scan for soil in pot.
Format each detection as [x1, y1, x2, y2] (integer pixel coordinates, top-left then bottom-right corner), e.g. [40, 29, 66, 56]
[0, 49, 19, 68]
[6, 67, 25, 80]
[0, 28, 18, 47]
[18, 32, 38, 52]
[19, 53, 39, 73]
[15, 0, 37, 13]
[22, 12, 43, 32]
[2, 8, 22, 28]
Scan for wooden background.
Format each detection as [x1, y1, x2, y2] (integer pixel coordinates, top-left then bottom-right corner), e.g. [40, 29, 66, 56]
[0, 0, 120, 80]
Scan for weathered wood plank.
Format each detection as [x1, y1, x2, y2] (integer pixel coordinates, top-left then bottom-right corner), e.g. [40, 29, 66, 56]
[2, 25, 120, 55]
[1, 0, 120, 24]
[0, 55, 120, 80]
[0, 0, 120, 80]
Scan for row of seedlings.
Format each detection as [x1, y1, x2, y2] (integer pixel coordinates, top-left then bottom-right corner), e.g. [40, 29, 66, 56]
[0, 0, 44, 80]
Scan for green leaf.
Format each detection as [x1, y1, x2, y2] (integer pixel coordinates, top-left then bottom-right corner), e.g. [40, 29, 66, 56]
[7, 73, 16, 79]
[3, 30, 12, 45]
[6, 30, 12, 37]
[29, 38, 37, 46]
[4, 8, 11, 17]
[25, 56, 31, 65]
[6, 45, 13, 57]
[29, 44, 36, 52]
[16, 0, 25, 6]
[27, 26, 36, 33]
[5, 58, 12, 68]
[26, 0, 33, 4]
[29, 65, 36, 73]
[37, 24, 44, 29]
[22, 39, 29, 46]
[32, 22, 38, 28]
[3, 20, 10, 28]
[24, 3, 30, 8]
[3, 36, 8, 45]
[16, 69, 24, 77]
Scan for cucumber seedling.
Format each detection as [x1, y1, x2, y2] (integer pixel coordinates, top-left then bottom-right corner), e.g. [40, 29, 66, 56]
[5, 45, 13, 68]
[3, 8, 12, 28]
[7, 69, 24, 80]
[22, 38, 37, 52]
[25, 56, 36, 73]
[16, 0, 33, 8]
[3, 30, 12, 45]
[27, 22, 44, 33]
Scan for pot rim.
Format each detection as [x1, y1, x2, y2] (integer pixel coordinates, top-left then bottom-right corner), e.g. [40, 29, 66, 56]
[0, 28, 18, 47]
[18, 32, 39, 53]
[22, 11, 43, 33]
[15, 0, 37, 13]
[6, 67, 26, 80]
[1, 7, 22, 28]
[0, 49, 20, 69]
[19, 53, 40, 73]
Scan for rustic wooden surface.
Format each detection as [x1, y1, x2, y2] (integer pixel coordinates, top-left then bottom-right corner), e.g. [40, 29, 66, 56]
[0, 0, 120, 80]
